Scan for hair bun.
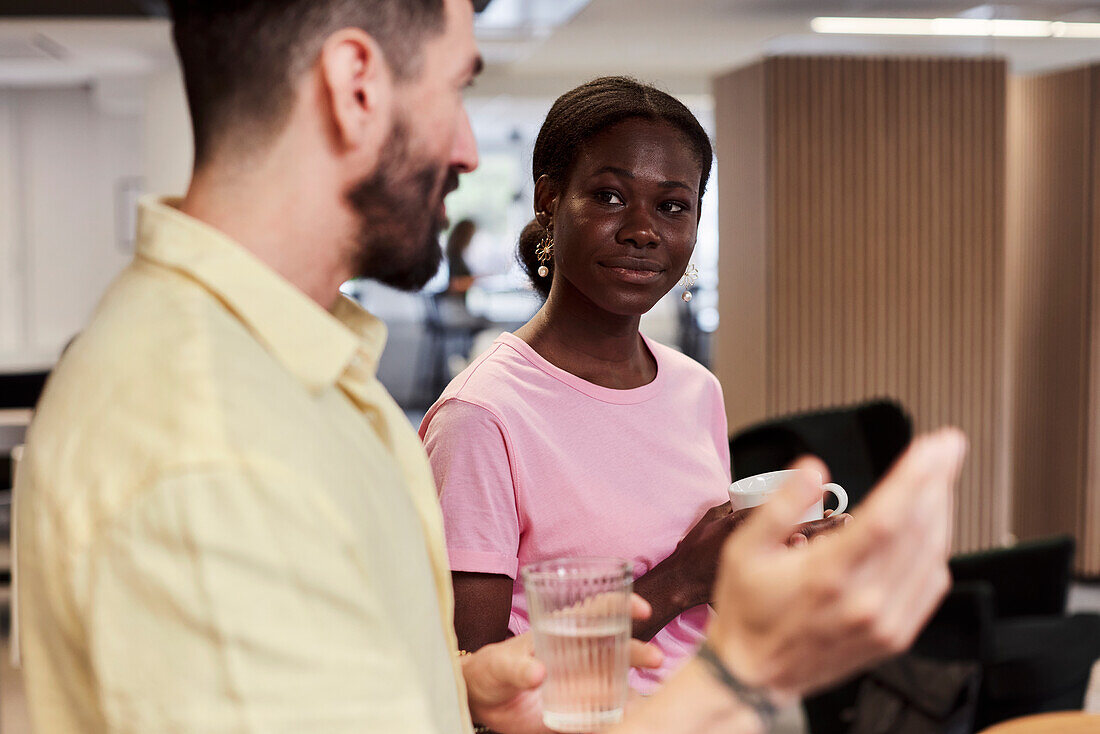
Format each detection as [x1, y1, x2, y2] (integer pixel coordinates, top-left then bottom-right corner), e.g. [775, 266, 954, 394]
[517, 219, 552, 298]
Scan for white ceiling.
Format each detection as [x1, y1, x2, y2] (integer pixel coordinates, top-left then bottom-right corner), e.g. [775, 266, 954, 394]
[474, 0, 1100, 96]
[2, 1, 1100, 95]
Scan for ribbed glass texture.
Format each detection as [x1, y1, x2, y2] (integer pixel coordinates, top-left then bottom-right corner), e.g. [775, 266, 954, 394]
[522, 557, 633, 733]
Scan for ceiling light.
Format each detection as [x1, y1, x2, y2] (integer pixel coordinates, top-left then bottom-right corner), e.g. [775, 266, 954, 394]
[475, 0, 591, 39]
[1052, 22, 1100, 39]
[811, 16, 1100, 38]
[988, 19, 1052, 37]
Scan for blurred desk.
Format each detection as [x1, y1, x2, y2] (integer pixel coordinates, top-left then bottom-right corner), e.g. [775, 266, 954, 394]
[414, 284, 541, 406]
[347, 278, 541, 408]
[979, 712, 1100, 733]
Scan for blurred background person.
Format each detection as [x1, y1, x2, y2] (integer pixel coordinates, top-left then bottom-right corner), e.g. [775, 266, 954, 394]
[445, 218, 479, 297]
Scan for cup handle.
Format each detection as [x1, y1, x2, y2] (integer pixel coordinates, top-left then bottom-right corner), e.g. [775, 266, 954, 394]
[824, 483, 848, 515]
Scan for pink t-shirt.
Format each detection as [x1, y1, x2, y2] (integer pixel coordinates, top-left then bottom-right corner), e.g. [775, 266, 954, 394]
[419, 332, 731, 693]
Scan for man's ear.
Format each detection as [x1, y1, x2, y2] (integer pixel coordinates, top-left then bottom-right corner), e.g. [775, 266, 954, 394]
[319, 28, 393, 151]
[533, 174, 558, 228]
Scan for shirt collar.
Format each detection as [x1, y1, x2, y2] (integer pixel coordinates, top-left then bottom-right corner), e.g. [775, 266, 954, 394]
[135, 196, 387, 392]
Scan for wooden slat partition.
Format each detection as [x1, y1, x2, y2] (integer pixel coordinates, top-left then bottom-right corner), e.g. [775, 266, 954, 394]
[1090, 69, 1100, 577]
[1008, 66, 1100, 576]
[713, 57, 1011, 554]
[712, 64, 768, 429]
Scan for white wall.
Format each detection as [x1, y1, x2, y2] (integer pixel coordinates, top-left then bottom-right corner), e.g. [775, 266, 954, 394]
[143, 68, 192, 198]
[0, 86, 142, 370]
[0, 95, 22, 359]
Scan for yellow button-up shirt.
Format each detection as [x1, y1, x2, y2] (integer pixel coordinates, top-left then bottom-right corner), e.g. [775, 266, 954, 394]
[16, 198, 471, 733]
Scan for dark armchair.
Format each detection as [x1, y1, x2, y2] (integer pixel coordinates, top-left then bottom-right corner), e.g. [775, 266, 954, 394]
[807, 536, 1100, 733]
[729, 398, 913, 510]
[943, 536, 1100, 729]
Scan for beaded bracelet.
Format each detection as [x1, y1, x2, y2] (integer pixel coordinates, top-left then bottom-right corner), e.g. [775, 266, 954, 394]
[696, 640, 778, 732]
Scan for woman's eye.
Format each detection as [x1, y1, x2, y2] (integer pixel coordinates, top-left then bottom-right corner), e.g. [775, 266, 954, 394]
[596, 191, 624, 205]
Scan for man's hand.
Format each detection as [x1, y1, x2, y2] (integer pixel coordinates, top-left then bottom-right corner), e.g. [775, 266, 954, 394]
[707, 428, 966, 697]
[464, 595, 663, 734]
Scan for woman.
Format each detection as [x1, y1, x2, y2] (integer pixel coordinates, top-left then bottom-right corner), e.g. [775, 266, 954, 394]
[420, 77, 846, 692]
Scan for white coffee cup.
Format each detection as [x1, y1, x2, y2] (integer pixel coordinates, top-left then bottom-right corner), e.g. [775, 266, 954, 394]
[729, 469, 848, 524]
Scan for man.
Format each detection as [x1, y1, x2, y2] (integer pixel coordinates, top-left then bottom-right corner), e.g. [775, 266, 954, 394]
[15, 0, 967, 731]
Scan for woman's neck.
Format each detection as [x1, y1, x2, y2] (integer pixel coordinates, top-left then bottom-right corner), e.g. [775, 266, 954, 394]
[514, 284, 657, 390]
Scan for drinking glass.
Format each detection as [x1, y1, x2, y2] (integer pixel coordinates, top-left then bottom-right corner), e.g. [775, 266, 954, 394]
[522, 557, 633, 733]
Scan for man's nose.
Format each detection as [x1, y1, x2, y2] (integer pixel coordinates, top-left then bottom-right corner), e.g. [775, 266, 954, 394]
[450, 106, 479, 174]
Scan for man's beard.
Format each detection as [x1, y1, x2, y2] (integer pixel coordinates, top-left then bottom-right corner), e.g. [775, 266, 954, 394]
[346, 118, 459, 291]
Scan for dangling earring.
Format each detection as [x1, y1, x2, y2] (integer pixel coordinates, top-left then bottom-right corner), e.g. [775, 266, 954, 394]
[536, 227, 553, 278]
[679, 263, 698, 302]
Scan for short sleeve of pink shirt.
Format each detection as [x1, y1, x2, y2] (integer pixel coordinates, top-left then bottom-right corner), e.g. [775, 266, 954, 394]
[420, 332, 731, 693]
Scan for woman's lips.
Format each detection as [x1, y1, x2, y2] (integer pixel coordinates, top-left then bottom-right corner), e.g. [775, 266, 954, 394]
[600, 264, 665, 284]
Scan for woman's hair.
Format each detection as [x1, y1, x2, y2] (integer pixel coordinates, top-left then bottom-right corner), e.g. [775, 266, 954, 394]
[446, 219, 477, 259]
[517, 76, 714, 297]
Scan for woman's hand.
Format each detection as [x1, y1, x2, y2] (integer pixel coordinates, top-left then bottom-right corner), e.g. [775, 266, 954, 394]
[634, 493, 850, 640]
[669, 502, 755, 609]
[636, 490, 851, 636]
[464, 595, 663, 734]
[631, 502, 753, 640]
[788, 511, 852, 548]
